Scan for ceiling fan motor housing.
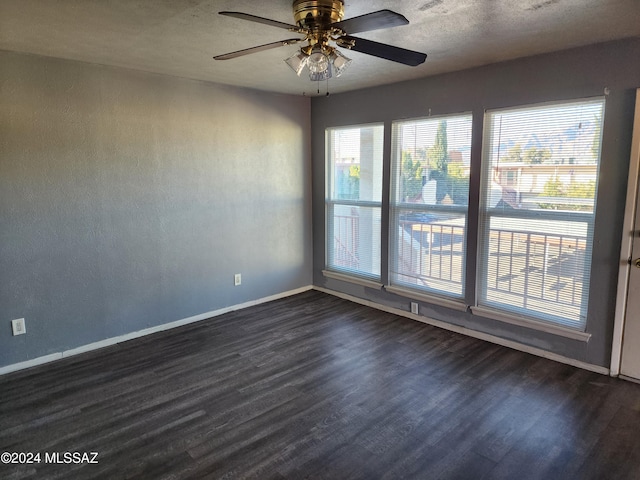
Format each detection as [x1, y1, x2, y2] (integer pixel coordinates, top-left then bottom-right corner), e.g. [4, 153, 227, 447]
[292, 0, 344, 29]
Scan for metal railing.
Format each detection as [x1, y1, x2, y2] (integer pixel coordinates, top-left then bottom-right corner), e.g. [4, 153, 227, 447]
[332, 209, 360, 269]
[394, 219, 465, 294]
[331, 210, 588, 319]
[484, 227, 586, 316]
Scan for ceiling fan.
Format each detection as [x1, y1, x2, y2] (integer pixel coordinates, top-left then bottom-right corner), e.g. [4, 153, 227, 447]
[213, 0, 427, 81]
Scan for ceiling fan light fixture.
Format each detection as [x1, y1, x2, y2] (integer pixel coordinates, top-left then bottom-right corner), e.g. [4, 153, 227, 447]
[309, 63, 332, 81]
[329, 49, 352, 77]
[307, 50, 330, 74]
[284, 51, 309, 76]
[215, 4, 428, 83]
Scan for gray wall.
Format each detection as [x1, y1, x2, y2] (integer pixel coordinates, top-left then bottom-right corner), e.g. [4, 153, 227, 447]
[0, 51, 312, 368]
[312, 38, 640, 368]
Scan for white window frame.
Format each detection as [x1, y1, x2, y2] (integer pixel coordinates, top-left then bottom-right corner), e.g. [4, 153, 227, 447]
[475, 97, 605, 331]
[325, 123, 384, 283]
[389, 113, 473, 303]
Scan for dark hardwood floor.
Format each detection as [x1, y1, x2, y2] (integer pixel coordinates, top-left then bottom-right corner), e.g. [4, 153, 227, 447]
[2, 290, 640, 479]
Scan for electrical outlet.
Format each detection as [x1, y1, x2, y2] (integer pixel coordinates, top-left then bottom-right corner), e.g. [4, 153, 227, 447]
[11, 318, 26, 336]
[234, 273, 242, 286]
[410, 302, 419, 315]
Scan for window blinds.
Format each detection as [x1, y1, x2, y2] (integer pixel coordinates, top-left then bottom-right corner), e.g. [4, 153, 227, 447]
[479, 98, 605, 328]
[390, 114, 473, 298]
[326, 124, 384, 279]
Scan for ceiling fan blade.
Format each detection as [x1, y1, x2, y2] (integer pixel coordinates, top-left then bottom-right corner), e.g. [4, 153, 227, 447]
[214, 39, 303, 60]
[340, 35, 427, 66]
[332, 10, 409, 34]
[219, 11, 298, 30]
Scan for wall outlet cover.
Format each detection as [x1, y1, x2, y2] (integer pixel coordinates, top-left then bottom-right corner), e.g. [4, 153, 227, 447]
[12, 318, 26, 336]
[234, 273, 242, 286]
[411, 302, 419, 314]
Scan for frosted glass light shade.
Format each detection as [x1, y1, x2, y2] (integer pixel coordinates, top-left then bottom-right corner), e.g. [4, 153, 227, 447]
[284, 52, 309, 76]
[285, 46, 352, 81]
[308, 51, 329, 74]
[309, 63, 332, 81]
[330, 50, 352, 77]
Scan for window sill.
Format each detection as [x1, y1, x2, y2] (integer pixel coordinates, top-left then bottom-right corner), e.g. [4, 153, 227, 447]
[384, 285, 468, 312]
[322, 270, 383, 290]
[470, 305, 591, 342]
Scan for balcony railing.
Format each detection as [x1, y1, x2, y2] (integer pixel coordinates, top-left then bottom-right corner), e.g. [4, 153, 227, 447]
[484, 227, 586, 319]
[394, 218, 465, 295]
[332, 209, 360, 270]
[333, 212, 588, 319]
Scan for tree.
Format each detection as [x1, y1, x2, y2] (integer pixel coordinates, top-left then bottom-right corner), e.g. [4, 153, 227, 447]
[566, 180, 595, 199]
[401, 152, 422, 201]
[425, 120, 453, 203]
[504, 144, 523, 162]
[566, 180, 596, 211]
[524, 147, 551, 164]
[543, 175, 563, 195]
[538, 177, 596, 211]
[427, 120, 451, 174]
[347, 164, 360, 199]
[538, 175, 563, 210]
[447, 163, 469, 205]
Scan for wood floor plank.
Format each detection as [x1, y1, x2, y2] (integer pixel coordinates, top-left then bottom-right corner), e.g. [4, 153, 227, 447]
[2, 290, 640, 479]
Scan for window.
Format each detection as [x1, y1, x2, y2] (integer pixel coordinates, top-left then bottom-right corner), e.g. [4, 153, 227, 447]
[478, 98, 605, 329]
[390, 114, 473, 298]
[326, 124, 384, 280]
[324, 98, 605, 334]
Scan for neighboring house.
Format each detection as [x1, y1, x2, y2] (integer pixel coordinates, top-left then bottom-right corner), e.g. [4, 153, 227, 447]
[492, 162, 597, 208]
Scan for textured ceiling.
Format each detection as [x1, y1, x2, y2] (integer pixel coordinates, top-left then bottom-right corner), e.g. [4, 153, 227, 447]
[1, 0, 639, 96]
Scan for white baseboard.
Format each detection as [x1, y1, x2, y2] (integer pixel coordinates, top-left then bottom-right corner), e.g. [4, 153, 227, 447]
[2, 284, 610, 378]
[0, 285, 313, 376]
[314, 286, 610, 376]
